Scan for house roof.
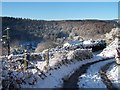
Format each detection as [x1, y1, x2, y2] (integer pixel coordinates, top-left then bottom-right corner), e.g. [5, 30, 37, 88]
[67, 41, 82, 45]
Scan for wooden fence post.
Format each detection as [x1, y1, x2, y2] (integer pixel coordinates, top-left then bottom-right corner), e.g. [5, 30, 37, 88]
[24, 50, 28, 70]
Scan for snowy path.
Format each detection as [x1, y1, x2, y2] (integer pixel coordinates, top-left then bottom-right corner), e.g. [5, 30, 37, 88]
[106, 63, 120, 89]
[78, 59, 114, 88]
[99, 62, 117, 89]
[62, 58, 115, 89]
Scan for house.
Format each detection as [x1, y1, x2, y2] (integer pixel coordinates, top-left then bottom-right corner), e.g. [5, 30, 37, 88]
[63, 41, 83, 47]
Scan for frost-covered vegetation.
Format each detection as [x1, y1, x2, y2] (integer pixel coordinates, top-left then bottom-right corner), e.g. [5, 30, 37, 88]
[1, 36, 113, 89]
[1, 44, 93, 89]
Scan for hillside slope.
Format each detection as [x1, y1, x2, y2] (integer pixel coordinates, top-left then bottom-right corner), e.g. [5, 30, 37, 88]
[2, 17, 118, 43]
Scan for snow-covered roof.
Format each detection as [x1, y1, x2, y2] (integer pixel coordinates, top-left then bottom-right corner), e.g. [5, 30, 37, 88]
[83, 40, 92, 45]
[67, 41, 82, 45]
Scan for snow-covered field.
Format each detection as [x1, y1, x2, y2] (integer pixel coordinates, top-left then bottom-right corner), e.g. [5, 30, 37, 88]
[78, 59, 114, 88]
[20, 55, 112, 88]
[1, 38, 118, 89]
[2, 48, 94, 89]
[2, 49, 112, 89]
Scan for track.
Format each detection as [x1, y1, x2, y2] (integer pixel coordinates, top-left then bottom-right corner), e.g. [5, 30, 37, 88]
[62, 58, 116, 89]
[99, 62, 118, 90]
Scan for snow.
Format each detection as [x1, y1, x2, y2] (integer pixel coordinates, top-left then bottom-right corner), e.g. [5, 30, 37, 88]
[20, 49, 94, 88]
[2, 48, 95, 89]
[2, 49, 109, 89]
[1, 38, 117, 89]
[20, 55, 110, 88]
[97, 38, 120, 89]
[83, 40, 92, 45]
[78, 59, 114, 88]
[99, 38, 118, 57]
[106, 64, 120, 89]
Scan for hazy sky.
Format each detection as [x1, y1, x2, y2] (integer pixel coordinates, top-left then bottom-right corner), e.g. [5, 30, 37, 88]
[2, 2, 118, 20]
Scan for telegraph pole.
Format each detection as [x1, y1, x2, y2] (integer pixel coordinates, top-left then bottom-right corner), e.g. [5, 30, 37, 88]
[6, 27, 10, 56]
[2, 27, 10, 56]
[7, 27, 10, 56]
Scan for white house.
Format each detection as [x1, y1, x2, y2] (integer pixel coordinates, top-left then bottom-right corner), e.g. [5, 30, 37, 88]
[63, 41, 83, 47]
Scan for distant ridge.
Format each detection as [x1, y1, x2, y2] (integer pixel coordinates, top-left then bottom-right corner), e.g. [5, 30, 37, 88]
[2, 17, 119, 45]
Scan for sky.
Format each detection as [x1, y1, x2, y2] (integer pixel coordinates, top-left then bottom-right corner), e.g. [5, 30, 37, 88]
[2, 2, 118, 20]
[1, 0, 120, 2]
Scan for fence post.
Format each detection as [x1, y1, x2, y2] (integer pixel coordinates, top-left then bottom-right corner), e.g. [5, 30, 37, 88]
[24, 50, 28, 70]
[45, 49, 49, 66]
[43, 49, 49, 71]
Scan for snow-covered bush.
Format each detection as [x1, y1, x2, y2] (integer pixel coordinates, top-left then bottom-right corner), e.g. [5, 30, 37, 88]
[30, 54, 42, 61]
[105, 28, 120, 43]
[67, 49, 93, 60]
[99, 38, 118, 57]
